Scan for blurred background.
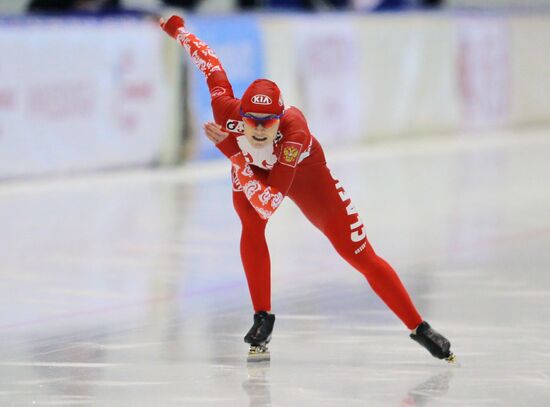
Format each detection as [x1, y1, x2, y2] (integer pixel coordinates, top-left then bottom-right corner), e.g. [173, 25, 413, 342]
[1, 1, 550, 406]
[1, 0, 550, 176]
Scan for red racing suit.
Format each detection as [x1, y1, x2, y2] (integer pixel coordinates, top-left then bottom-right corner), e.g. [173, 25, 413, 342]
[176, 28, 423, 330]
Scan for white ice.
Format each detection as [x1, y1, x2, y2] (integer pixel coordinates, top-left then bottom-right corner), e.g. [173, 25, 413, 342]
[0, 127, 549, 406]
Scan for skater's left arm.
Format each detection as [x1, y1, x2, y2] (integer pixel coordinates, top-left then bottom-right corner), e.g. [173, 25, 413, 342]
[204, 123, 306, 220]
[160, 15, 237, 127]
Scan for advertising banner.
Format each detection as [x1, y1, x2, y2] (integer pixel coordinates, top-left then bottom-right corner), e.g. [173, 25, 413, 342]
[356, 17, 460, 138]
[292, 17, 363, 146]
[457, 17, 511, 129]
[0, 18, 171, 179]
[509, 16, 550, 125]
[186, 16, 265, 160]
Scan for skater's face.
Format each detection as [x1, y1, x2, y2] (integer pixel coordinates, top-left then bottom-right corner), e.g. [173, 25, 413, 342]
[241, 111, 281, 148]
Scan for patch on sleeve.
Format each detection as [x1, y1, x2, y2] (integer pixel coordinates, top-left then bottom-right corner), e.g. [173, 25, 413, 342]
[226, 119, 245, 134]
[210, 86, 226, 98]
[278, 141, 303, 168]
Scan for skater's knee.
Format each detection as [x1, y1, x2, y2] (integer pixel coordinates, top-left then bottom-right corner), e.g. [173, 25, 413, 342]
[241, 224, 268, 248]
[241, 217, 267, 233]
[353, 252, 391, 281]
[236, 206, 268, 230]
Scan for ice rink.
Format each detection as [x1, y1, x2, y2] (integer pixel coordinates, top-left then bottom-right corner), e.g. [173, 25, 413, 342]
[1, 127, 549, 406]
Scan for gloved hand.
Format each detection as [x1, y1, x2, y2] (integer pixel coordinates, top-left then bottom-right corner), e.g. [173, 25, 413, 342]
[159, 15, 185, 39]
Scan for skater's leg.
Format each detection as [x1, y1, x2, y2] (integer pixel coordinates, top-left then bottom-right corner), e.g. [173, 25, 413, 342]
[322, 217, 423, 330]
[288, 164, 422, 330]
[233, 185, 271, 313]
[232, 168, 278, 360]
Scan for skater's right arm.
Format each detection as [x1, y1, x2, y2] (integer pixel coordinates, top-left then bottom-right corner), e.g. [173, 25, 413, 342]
[160, 15, 236, 124]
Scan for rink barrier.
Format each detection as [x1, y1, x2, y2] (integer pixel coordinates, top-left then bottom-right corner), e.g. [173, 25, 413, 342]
[185, 11, 550, 160]
[1, 12, 550, 176]
[0, 15, 181, 180]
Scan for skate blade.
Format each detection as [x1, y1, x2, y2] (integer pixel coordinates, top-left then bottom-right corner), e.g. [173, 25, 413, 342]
[445, 353, 458, 364]
[247, 345, 270, 362]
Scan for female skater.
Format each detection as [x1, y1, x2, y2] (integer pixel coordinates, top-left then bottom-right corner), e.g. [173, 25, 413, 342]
[160, 15, 455, 362]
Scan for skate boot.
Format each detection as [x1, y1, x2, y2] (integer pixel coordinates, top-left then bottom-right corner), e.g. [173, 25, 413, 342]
[244, 311, 275, 362]
[410, 321, 456, 363]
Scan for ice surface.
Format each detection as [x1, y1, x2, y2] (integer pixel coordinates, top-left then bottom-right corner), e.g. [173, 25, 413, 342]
[0, 128, 549, 406]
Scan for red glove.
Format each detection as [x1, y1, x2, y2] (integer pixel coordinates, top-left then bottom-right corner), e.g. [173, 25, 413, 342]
[160, 15, 185, 39]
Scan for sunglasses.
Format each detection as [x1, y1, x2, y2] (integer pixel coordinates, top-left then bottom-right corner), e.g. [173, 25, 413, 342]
[240, 108, 283, 129]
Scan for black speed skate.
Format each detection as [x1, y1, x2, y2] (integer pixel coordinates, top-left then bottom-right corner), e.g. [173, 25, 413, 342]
[244, 311, 275, 362]
[410, 321, 456, 363]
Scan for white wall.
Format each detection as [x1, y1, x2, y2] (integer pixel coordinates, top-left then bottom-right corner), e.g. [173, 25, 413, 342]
[0, 0, 26, 14]
[0, 17, 181, 179]
[0, 0, 163, 14]
[448, 0, 550, 7]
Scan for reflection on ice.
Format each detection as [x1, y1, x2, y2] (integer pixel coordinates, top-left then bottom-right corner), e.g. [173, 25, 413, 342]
[243, 360, 272, 407]
[403, 370, 454, 406]
[0, 130, 549, 406]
